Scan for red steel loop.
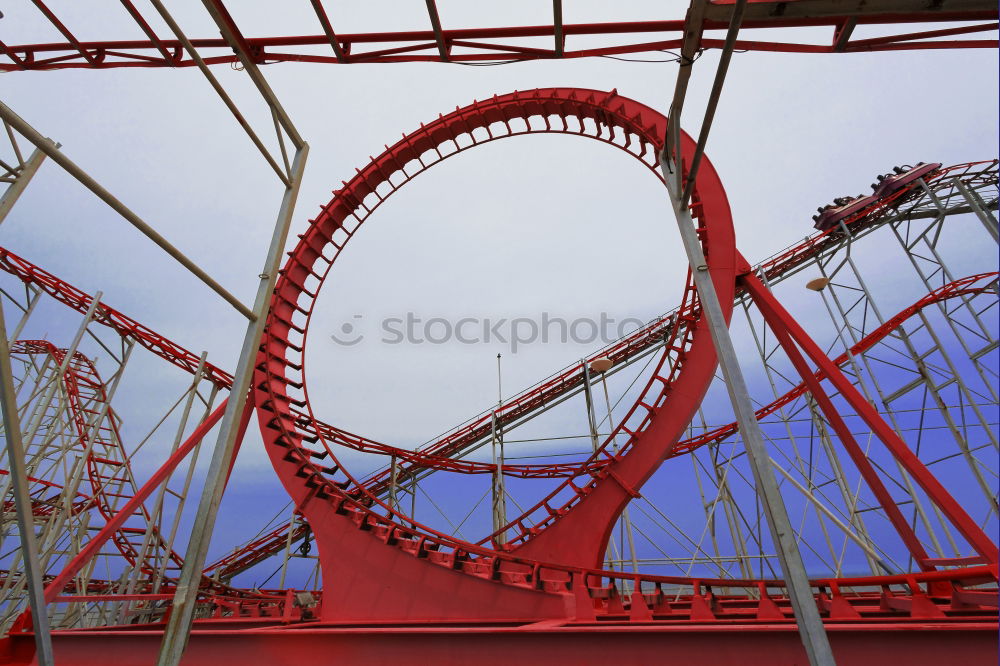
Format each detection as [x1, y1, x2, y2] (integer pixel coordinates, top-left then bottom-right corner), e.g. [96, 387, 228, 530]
[253, 88, 742, 620]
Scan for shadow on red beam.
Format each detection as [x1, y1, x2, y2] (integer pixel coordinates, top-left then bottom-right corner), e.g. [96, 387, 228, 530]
[2, 621, 997, 666]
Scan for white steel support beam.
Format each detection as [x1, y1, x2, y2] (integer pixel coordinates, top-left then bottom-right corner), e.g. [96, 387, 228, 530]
[0, 145, 49, 227]
[954, 176, 999, 242]
[156, 143, 308, 665]
[660, 153, 834, 665]
[663, 0, 707, 192]
[598, 370, 639, 575]
[490, 411, 507, 545]
[146, 0, 293, 186]
[680, 0, 748, 206]
[309, 0, 349, 63]
[658, 4, 833, 658]
[770, 458, 891, 570]
[0, 302, 54, 665]
[199, 0, 305, 150]
[581, 360, 601, 452]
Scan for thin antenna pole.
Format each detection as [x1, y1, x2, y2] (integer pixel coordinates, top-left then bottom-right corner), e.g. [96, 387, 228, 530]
[491, 353, 507, 544]
[496, 353, 502, 407]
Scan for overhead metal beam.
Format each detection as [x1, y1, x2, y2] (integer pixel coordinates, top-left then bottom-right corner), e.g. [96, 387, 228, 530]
[145, 0, 290, 185]
[702, 0, 994, 23]
[155, 142, 309, 666]
[681, 0, 749, 206]
[833, 17, 857, 51]
[2, 9, 997, 70]
[28, 1, 97, 65]
[849, 21, 999, 49]
[118, 0, 175, 63]
[664, 0, 708, 193]
[200, 0, 305, 149]
[0, 39, 28, 69]
[0, 305, 54, 665]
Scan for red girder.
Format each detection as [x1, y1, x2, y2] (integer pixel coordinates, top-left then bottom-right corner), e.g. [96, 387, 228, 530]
[0, 1, 996, 71]
[248, 87, 997, 633]
[0, 469, 90, 518]
[8, 340, 184, 578]
[671, 271, 1000, 455]
[0, 249, 234, 391]
[1, 161, 994, 584]
[9, 620, 996, 666]
[204, 271, 999, 580]
[743, 274, 999, 566]
[38, 399, 263, 610]
[0, 98, 994, 664]
[6, 566, 998, 665]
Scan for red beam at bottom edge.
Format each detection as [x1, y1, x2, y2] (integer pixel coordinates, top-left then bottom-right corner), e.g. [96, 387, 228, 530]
[1, 622, 997, 666]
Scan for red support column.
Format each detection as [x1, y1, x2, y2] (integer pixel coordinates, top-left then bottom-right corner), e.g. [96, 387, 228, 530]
[742, 273, 998, 566]
[746, 279, 932, 567]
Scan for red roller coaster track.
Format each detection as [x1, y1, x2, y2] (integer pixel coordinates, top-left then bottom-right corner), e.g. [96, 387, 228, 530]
[6, 341, 184, 580]
[250, 84, 997, 617]
[9, 90, 984, 663]
[0, 342, 260, 623]
[255, 88, 738, 616]
[0, 0, 996, 71]
[0, 162, 995, 590]
[210, 158, 1000, 579]
[0, 0, 996, 654]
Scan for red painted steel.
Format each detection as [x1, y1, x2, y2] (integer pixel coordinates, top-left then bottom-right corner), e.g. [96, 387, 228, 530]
[743, 274, 999, 565]
[0, 0, 995, 658]
[0, 249, 233, 391]
[0, 162, 994, 590]
[253, 88, 741, 622]
[245, 88, 997, 639]
[0, 88, 994, 661]
[7, 625, 999, 666]
[1, 1, 996, 71]
[38, 400, 232, 605]
[3, 567, 998, 664]
[671, 271, 1000, 456]
[0, 471, 90, 518]
[8, 341, 185, 578]
[204, 270, 1000, 580]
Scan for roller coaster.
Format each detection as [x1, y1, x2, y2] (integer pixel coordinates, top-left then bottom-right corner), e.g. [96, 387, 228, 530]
[0, 2, 997, 665]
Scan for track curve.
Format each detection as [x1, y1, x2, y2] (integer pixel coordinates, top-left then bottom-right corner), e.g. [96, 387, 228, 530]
[251, 87, 997, 624]
[0, 161, 992, 599]
[8, 341, 184, 582]
[253, 87, 742, 621]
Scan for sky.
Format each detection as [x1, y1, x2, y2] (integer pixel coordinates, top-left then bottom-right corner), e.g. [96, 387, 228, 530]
[0, 2, 997, 584]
